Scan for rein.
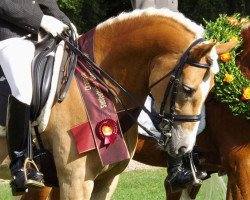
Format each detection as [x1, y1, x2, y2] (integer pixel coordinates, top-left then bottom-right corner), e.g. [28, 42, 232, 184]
[57, 25, 78, 102]
[58, 34, 157, 139]
[60, 35, 211, 146]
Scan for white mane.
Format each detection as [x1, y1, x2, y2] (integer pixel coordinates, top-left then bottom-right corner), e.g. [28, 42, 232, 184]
[97, 8, 204, 39]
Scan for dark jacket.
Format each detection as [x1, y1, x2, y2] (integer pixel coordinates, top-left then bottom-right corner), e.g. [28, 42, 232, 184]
[0, 0, 71, 41]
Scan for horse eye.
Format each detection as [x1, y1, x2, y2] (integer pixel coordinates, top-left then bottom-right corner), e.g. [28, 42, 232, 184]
[182, 84, 195, 96]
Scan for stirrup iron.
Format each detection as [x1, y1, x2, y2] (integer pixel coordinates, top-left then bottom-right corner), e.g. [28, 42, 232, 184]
[189, 153, 202, 185]
[24, 158, 45, 188]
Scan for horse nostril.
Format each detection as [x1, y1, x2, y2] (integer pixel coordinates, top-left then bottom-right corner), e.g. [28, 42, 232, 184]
[178, 146, 187, 155]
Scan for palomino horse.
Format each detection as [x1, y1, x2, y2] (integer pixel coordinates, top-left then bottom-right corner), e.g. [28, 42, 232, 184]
[42, 8, 218, 200]
[0, 8, 228, 200]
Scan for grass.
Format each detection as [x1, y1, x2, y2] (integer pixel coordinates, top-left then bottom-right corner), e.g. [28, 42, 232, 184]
[112, 169, 227, 200]
[0, 182, 12, 200]
[112, 169, 166, 200]
[0, 169, 227, 200]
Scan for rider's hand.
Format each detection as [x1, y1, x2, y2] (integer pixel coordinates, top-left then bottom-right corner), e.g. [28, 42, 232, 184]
[40, 15, 69, 37]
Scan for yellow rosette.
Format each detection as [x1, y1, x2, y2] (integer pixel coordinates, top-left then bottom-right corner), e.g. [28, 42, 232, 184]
[242, 87, 250, 100]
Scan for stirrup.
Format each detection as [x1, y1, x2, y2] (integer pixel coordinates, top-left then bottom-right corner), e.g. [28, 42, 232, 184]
[189, 153, 203, 186]
[24, 158, 45, 188]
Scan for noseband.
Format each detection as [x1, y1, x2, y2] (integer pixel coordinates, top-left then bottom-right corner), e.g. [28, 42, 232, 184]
[149, 38, 211, 145]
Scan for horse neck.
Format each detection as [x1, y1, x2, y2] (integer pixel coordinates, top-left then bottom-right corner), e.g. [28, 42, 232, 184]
[238, 26, 250, 79]
[238, 50, 250, 79]
[93, 15, 196, 106]
[238, 48, 250, 80]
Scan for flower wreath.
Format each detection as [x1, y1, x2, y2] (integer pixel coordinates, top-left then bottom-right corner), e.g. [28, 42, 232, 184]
[204, 14, 250, 119]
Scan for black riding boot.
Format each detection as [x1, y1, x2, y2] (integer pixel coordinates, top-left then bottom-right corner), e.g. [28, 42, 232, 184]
[6, 96, 44, 195]
[166, 154, 207, 193]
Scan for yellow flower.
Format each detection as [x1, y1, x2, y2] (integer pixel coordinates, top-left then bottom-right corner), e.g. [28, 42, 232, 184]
[220, 52, 231, 62]
[223, 73, 234, 83]
[230, 36, 238, 42]
[242, 87, 250, 100]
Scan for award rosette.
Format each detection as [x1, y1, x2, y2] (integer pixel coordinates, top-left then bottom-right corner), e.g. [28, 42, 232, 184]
[96, 119, 118, 145]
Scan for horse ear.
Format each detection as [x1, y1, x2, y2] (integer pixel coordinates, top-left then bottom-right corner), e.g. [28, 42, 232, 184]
[215, 40, 239, 55]
[189, 41, 216, 60]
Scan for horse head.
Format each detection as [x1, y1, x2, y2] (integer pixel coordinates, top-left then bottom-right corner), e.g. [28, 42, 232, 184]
[149, 38, 219, 157]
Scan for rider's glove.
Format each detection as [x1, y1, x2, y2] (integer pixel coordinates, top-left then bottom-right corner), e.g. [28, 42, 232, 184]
[70, 23, 79, 38]
[40, 15, 69, 37]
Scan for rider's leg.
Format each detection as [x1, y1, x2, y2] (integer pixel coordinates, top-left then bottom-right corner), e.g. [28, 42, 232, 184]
[6, 96, 44, 193]
[0, 38, 44, 194]
[166, 153, 207, 192]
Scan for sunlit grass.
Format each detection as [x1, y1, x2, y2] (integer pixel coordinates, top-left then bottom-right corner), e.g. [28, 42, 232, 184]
[112, 170, 227, 200]
[112, 169, 166, 200]
[0, 170, 227, 200]
[0, 182, 12, 200]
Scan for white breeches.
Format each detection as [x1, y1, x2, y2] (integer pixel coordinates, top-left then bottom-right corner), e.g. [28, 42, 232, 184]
[137, 96, 161, 138]
[131, 0, 178, 11]
[0, 38, 35, 105]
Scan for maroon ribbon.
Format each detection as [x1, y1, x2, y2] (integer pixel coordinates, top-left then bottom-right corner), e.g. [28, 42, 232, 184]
[73, 31, 129, 165]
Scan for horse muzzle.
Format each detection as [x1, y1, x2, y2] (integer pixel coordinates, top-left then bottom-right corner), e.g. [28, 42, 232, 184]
[166, 126, 197, 157]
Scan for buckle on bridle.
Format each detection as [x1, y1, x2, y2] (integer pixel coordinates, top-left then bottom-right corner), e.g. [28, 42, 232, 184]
[158, 118, 172, 148]
[159, 118, 172, 133]
[158, 131, 171, 147]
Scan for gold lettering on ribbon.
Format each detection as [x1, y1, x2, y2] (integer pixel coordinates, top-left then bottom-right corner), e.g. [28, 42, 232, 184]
[81, 74, 92, 91]
[80, 71, 107, 108]
[95, 87, 107, 108]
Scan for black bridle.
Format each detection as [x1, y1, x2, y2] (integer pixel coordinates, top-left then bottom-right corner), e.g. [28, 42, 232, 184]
[149, 38, 212, 146]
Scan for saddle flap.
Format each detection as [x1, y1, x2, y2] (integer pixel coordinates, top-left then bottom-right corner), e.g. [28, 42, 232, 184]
[30, 35, 57, 120]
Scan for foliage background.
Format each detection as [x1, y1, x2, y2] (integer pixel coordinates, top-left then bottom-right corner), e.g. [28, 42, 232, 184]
[57, 0, 250, 33]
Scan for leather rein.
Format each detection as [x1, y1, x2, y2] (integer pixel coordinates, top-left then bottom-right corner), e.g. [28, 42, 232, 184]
[60, 35, 211, 147]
